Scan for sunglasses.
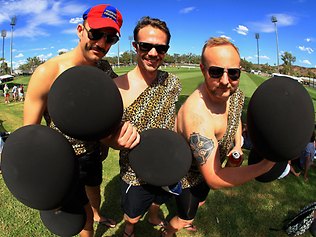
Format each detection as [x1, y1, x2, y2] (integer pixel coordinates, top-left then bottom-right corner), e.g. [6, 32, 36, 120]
[83, 25, 119, 45]
[208, 66, 241, 81]
[135, 42, 169, 54]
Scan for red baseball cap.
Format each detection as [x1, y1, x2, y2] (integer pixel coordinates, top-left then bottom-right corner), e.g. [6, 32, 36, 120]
[82, 4, 123, 35]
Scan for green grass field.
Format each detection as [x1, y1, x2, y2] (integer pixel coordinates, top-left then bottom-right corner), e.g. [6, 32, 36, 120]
[0, 67, 315, 237]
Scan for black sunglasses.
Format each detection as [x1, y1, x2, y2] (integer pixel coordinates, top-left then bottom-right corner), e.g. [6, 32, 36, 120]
[83, 25, 119, 45]
[208, 66, 241, 81]
[135, 42, 169, 54]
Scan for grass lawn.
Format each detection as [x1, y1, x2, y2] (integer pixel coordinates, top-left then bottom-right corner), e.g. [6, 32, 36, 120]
[0, 66, 315, 237]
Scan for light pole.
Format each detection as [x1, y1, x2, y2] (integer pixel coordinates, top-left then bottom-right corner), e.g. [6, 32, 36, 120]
[10, 16, 17, 75]
[255, 33, 260, 65]
[117, 41, 120, 67]
[1, 30, 7, 71]
[271, 16, 279, 71]
[128, 36, 133, 65]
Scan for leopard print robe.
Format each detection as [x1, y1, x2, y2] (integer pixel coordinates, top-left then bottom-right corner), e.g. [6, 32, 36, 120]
[119, 70, 182, 186]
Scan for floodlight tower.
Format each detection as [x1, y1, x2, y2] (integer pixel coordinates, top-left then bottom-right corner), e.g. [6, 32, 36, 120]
[128, 36, 133, 65]
[1, 30, 7, 69]
[271, 16, 280, 71]
[10, 16, 17, 75]
[255, 33, 260, 65]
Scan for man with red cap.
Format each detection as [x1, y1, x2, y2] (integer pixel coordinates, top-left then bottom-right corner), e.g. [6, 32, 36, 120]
[24, 4, 139, 237]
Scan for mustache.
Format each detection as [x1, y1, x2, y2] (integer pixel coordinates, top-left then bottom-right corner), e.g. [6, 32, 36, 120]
[87, 44, 107, 54]
[147, 55, 159, 60]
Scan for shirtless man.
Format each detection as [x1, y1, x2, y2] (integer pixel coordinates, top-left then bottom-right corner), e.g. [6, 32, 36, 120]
[24, 4, 139, 237]
[163, 37, 275, 236]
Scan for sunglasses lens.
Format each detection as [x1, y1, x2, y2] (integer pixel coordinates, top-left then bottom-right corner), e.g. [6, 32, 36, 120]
[208, 67, 224, 78]
[138, 42, 153, 52]
[208, 66, 240, 80]
[156, 45, 169, 54]
[106, 35, 119, 45]
[228, 69, 241, 80]
[88, 30, 103, 40]
[137, 42, 169, 54]
[87, 28, 119, 45]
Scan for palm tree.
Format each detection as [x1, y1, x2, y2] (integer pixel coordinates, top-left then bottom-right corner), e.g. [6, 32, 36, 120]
[281, 52, 296, 75]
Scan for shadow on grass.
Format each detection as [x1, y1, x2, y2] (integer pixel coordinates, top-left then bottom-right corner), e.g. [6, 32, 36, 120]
[0, 119, 9, 133]
[95, 174, 122, 237]
[193, 160, 315, 237]
[94, 152, 316, 237]
[96, 175, 166, 237]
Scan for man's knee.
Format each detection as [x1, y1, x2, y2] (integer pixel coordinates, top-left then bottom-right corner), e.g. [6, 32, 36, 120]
[124, 214, 142, 225]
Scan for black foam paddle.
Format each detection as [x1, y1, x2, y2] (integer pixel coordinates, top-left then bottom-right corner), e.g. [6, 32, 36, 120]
[40, 200, 86, 237]
[248, 148, 288, 182]
[247, 76, 314, 162]
[129, 128, 192, 186]
[1, 124, 77, 210]
[47, 65, 123, 141]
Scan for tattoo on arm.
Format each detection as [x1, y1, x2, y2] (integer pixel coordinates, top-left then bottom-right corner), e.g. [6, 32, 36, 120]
[189, 132, 215, 166]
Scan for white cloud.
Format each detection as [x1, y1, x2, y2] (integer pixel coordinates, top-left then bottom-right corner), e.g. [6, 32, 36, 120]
[216, 31, 225, 34]
[70, 17, 82, 24]
[14, 59, 27, 69]
[248, 13, 297, 33]
[301, 59, 311, 65]
[269, 14, 296, 26]
[220, 35, 232, 40]
[62, 28, 77, 34]
[58, 48, 69, 54]
[298, 46, 314, 54]
[179, 7, 196, 14]
[15, 53, 24, 58]
[37, 53, 53, 61]
[305, 38, 312, 42]
[33, 47, 49, 51]
[15, 47, 49, 53]
[234, 25, 249, 35]
[260, 55, 270, 60]
[0, 0, 86, 38]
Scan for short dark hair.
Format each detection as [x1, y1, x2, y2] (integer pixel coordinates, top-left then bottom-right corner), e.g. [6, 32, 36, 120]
[201, 37, 240, 65]
[133, 16, 171, 45]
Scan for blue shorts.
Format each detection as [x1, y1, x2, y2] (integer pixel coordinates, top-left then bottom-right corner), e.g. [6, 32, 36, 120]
[78, 149, 103, 187]
[120, 180, 172, 218]
[68, 149, 103, 206]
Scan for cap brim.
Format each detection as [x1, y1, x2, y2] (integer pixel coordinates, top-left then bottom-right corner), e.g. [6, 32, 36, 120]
[87, 18, 120, 35]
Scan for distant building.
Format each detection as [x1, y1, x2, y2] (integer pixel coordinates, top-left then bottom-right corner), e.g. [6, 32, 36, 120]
[0, 74, 14, 83]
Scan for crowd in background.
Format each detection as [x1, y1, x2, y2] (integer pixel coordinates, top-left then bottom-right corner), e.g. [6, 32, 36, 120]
[2, 83, 24, 103]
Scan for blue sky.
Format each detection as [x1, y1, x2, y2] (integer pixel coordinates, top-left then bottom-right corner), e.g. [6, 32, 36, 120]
[0, 0, 315, 70]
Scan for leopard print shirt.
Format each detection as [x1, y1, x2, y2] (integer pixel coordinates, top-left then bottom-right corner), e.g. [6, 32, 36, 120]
[44, 60, 117, 156]
[180, 88, 245, 189]
[119, 70, 182, 186]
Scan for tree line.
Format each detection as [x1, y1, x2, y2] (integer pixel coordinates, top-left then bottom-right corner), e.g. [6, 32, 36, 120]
[1, 50, 315, 78]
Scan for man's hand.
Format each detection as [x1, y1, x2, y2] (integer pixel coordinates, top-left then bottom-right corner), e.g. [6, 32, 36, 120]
[101, 121, 140, 150]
